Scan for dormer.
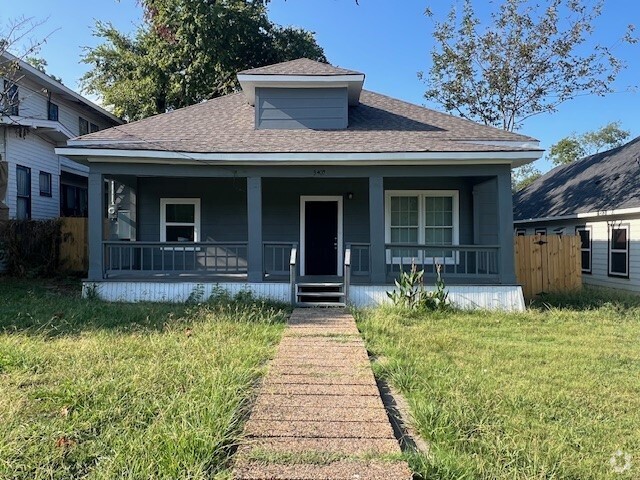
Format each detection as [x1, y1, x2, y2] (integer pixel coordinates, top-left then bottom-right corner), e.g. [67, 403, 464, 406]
[237, 58, 365, 130]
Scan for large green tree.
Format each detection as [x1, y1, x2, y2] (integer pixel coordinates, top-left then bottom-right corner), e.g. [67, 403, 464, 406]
[548, 122, 630, 166]
[422, 0, 636, 131]
[81, 0, 326, 121]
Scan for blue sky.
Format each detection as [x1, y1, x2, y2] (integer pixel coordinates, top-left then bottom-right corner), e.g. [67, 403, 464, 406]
[3, 0, 638, 172]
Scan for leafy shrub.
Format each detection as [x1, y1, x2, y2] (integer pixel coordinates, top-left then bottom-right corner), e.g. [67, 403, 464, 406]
[0, 219, 62, 277]
[387, 262, 451, 311]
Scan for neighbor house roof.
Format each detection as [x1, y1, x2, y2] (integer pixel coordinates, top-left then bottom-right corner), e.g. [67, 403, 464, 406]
[68, 89, 539, 155]
[238, 58, 364, 76]
[514, 136, 640, 221]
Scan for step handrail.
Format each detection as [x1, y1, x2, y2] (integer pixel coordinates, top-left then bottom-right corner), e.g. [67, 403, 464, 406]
[344, 245, 352, 305]
[289, 246, 298, 305]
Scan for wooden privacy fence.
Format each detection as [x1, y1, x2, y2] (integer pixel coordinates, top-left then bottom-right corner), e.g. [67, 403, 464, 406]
[515, 235, 582, 299]
[60, 217, 88, 272]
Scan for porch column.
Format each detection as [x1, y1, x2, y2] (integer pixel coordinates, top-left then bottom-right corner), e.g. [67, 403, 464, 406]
[497, 168, 517, 283]
[87, 171, 105, 281]
[369, 176, 386, 284]
[247, 176, 263, 282]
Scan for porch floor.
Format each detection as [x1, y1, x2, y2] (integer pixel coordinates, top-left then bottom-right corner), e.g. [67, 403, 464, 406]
[232, 308, 412, 479]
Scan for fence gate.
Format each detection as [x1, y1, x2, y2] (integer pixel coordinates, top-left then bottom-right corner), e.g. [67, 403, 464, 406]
[60, 217, 88, 272]
[514, 235, 582, 299]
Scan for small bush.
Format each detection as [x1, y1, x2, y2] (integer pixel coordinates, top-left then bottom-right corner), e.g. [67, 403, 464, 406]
[0, 219, 62, 277]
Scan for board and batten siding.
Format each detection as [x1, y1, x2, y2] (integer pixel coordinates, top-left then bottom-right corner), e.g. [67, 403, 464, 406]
[255, 87, 348, 130]
[516, 215, 640, 292]
[5, 131, 60, 219]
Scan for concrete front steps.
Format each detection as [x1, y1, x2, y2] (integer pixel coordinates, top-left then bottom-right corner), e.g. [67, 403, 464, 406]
[232, 309, 412, 480]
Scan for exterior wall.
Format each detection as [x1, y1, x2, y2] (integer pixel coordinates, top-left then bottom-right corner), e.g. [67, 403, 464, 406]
[84, 281, 525, 312]
[515, 214, 640, 293]
[12, 77, 111, 134]
[137, 177, 248, 242]
[256, 87, 348, 130]
[262, 177, 369, 245]
[473, 178, 499, 245]
[5, 129, 60, 219]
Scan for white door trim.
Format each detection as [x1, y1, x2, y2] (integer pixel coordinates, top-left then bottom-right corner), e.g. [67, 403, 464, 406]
[299, 195, 344, 276]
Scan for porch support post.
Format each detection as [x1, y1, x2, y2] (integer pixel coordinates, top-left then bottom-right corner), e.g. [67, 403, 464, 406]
[87, 171, 105, 281]
[497, 168, 516, 284]
[247, 176, 263, 282]
[369, 176, 386, 284]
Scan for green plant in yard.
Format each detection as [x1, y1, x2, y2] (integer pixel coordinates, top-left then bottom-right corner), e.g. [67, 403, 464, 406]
[387, 262, 450, 311]
[0, 278, 288, 479]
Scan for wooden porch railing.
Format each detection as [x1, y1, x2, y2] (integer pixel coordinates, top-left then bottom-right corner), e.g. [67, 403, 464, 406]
[385, 243, 501, 281]
[103, 241, 248, 277]
[263, 241, 298, 277]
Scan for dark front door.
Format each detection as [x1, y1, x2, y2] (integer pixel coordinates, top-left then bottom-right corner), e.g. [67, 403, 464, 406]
[305, 201, 338, 275]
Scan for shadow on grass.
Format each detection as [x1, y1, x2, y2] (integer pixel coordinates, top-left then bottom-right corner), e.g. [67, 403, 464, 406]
[530, 286, 640, 312]
[0, 278, 290, 338]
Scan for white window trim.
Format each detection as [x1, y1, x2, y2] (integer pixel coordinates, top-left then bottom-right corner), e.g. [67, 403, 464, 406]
[535, 227, 547, 236]
[608, 223, 629, 278]
[575, 226, 592, 274]
[160, 198, 201, 248]
[384, 190, 460, 265]
[515, 228, 527, 236]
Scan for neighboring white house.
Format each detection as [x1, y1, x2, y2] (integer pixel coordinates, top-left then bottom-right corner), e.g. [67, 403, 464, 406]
[514, 136, 640, 292]
[0, 51, 122, 221]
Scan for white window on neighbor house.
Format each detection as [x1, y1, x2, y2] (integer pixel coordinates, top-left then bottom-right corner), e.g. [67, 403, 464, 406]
[79, 117, 89, 136]
[515, 228, 527, 236]
[160, 198, 200, 243]
[385, 190, 459, 263]
[535, 227, 547, 236]
[575, 226, 592, 274]
[608, 224, 629, 278]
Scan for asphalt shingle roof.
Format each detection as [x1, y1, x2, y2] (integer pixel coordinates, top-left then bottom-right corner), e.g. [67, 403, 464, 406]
[514, 136, 640, 220]
[77, 89, 538, 154]
[238, 58, 364, 76]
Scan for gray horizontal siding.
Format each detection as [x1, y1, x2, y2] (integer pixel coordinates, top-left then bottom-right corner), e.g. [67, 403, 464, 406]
[256, 87, 348, 130]
[137, 177, 247, 242]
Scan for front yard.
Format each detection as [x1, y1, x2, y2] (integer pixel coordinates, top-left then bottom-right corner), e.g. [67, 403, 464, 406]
[0, 280, 287, 479]
[356, 288, 640, 479]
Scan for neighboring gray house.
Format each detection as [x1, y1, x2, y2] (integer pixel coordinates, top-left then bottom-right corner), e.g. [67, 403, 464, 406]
[57, 58, 542, 309]
[514, 136, 640, 292]
[0, 51, 122, 221]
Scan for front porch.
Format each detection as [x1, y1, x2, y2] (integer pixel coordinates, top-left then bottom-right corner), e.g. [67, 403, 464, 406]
[86, 163, 521, 309]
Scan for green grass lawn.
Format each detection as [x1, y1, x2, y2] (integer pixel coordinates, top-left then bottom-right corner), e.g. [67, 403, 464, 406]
[356, 288, 640, 480]
[0, 279, 288, 479]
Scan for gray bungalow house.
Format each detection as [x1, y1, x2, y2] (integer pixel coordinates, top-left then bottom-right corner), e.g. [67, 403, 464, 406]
[56, 58, 542, 310]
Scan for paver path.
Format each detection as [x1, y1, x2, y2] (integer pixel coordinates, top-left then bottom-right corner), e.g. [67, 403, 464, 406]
[233, 308, 412, 480]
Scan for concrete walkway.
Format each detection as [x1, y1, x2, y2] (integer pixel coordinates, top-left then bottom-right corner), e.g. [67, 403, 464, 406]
[233, 309, 412, 480]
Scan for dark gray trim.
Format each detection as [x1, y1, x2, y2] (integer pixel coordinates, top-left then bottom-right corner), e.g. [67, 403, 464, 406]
[497, 168, 516, 283]
[93, 163, 510, 178]
[247, 177, 263, 282]
[369, 176, 385, 283]
[87, 172, 104, 280]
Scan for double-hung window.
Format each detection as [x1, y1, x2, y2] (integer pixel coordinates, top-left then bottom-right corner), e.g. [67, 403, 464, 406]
[79, 117, 89, 136]
[16, 165, 31, 220]
[575, 226, 592, 274]
[386, 190, 459, 264]
[608, 224, 629, 278]
[47, 101, 59, 121]
[39, 171, 52, 197]
[160, 198, 200, 243]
